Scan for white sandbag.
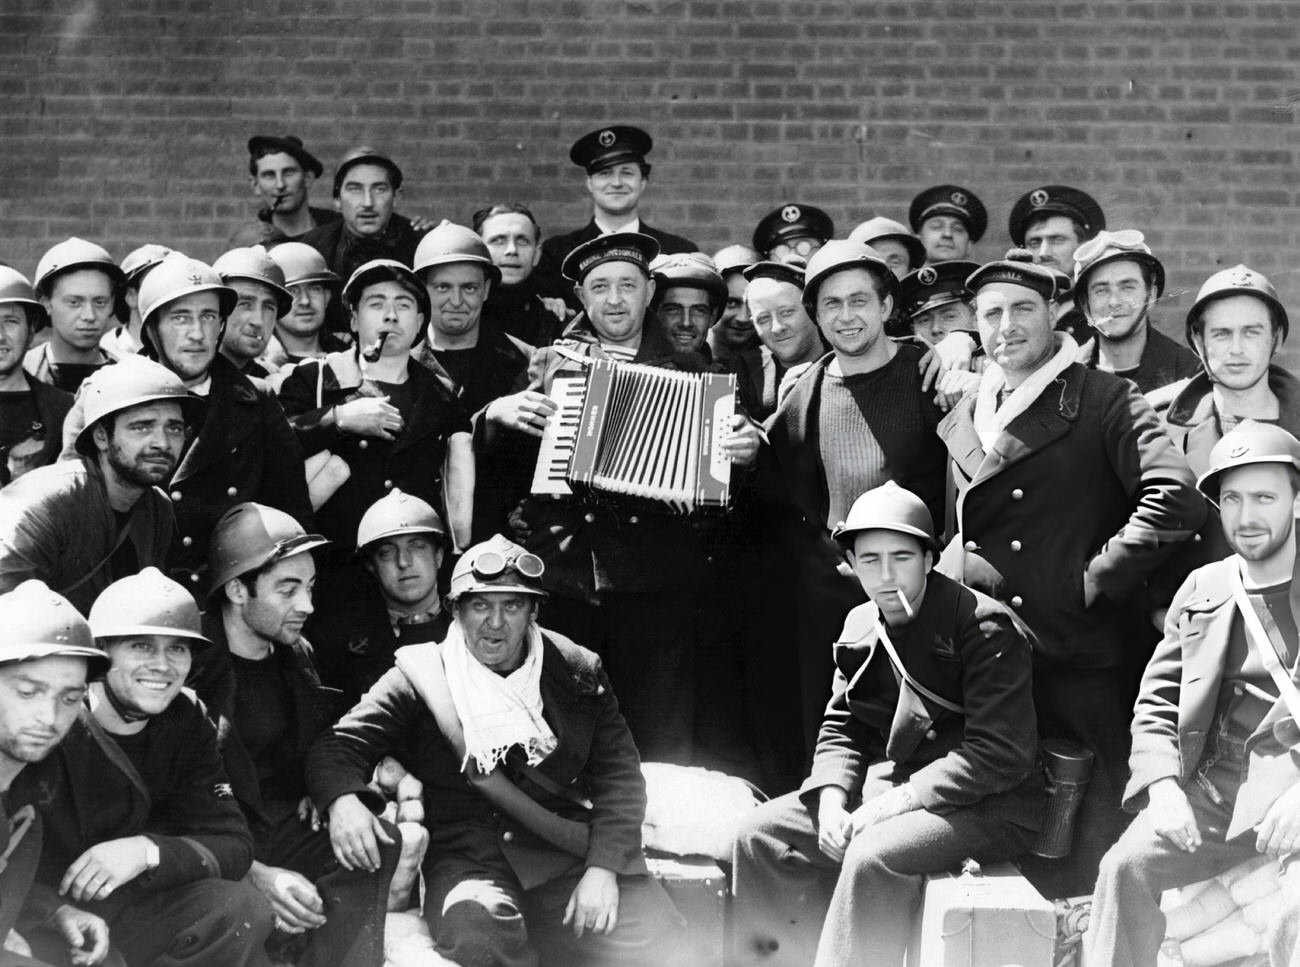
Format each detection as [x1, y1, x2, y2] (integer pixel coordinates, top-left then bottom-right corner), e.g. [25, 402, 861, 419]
[1165, 881, 1237, 942]
[384, 911, 457, 967]
[1180, 911, 1260, 967]
[640, 761, 761, 861]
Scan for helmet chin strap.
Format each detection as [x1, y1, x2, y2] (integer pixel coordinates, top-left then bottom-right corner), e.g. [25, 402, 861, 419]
[100, 677, 155, 724]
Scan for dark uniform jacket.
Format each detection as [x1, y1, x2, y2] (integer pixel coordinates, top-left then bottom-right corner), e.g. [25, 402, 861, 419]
[937, 362, 1206, 668]
[481, 281, 564, 348]
[299, 212, 425, 282]
[2, 372, 74, 482]
[188, 612, 344, 838]
[0, 457, 174, 615]
[535, 220, 697, 306]
[802, 572, 1044, 831]
[277, 349, 470, 550]
[306, 631, 648, 891]
[1127, 557, 1300, 841]
[10, 697, 254, 908]
[411, 323, 533, 419]
[167, 355, 313, 588]
[499, 316, 706, 601]
[1083, 326, 1202, 398]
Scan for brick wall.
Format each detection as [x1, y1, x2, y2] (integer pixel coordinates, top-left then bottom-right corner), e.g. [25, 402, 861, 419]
[3, 0, 1299, 352]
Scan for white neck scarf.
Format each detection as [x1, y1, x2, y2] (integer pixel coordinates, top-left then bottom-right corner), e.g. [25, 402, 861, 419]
[973, 333, 1078, 452]
[441, 622, 557, 774]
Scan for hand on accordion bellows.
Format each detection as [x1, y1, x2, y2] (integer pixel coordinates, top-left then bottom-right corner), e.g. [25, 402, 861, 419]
[486, 390, 558, 438]
[722, 413, 761, 467]
[337, 396, 404, 441]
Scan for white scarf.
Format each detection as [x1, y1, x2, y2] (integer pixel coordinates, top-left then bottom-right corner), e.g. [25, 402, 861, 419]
[441, 622, 557, 774]
[973, 333, 1078, 452]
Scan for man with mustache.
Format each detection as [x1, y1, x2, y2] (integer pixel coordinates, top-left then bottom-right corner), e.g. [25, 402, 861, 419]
[188, 503, 398, 967]
[0, 267, 72, 485]
[534, 126, 697, 307]
[214, 247, 293, 377]
[300, 146, 428, 286]
[25, 238, 125, 394]
[10, 568, 274, 967]
[1089, 423, 1300, 967]
[937, 251, 1206, 896]
[133, 256, 314, 591]
[0, 358, 200, 614]
[1073, 230, 1200, 397]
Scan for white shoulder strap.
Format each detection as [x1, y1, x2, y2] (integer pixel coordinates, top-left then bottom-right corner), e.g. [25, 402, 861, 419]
[871, 607, 966, 716]
[1227, 557, 1300, 724]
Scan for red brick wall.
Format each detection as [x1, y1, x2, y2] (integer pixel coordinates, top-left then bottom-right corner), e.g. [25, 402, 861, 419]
[3, 0, 1298, 350]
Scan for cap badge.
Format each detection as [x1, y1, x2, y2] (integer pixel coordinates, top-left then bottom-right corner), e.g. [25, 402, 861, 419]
[781, 205, 801, 223]
[950, 191, 967, 206]
[1230, 444, 1250, 458]
[1029, 188, 1050, 208]
[598, 129, 616, 147]
[188, 271, 204, 285]
[1230, 266, 1255, 287]
[918, 266, 938, 285]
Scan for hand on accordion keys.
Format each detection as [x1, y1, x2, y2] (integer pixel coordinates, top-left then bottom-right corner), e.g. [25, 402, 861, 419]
[721, 413, 762, 468]
[486, 390, 559, 439]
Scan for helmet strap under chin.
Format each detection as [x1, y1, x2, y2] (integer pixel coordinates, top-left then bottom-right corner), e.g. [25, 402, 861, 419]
[101, 678, 154, 724]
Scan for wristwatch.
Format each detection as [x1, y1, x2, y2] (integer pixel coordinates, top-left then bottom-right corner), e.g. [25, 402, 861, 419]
[143, 837, 160, 871]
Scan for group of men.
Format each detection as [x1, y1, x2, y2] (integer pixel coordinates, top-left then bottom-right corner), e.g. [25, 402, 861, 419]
[0, 121, 1297, 967]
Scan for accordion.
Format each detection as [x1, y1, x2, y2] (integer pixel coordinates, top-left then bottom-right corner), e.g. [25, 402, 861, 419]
[531, 359, 737, 514]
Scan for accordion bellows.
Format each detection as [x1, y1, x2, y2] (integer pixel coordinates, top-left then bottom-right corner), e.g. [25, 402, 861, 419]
[532, 359, 737, 514]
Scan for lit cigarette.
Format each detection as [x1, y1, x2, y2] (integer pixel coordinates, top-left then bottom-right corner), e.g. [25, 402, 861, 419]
[895, 589, 914, 619]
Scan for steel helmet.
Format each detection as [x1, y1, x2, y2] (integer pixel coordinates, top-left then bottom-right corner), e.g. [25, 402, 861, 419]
[447, 534, 547, 601]
[1196, 420, 1300, 501]
[212, 247, 294, 317]
[832, 481, 939, 552]
[332, 145, 403, 196]
[74, 356, 205, 456]
[267, 242, 340, 289]
[138, 255, 238, 330]
[413, 221, 501, 284]
[0, 265, 49, 332]
[0, 580, 107, 675]
[87, 567, 211, 648]
[712, 244, 761, 278]
[356, 489, 448, 552]
[1071, 229, 1166, 314]
[342, 259, 431, 319]
[847, 217, 926, 272]
[802, 239, 901, 318]
[120, 244, 176, 289]
[1185, 263, 1289, 346]
[207, 502, 329, 602]
[650, 251, 727, 303]
[33, 237, 125, 297]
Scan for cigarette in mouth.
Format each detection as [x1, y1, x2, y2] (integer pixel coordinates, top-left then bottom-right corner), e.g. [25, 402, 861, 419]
[895, 588, 914, 618]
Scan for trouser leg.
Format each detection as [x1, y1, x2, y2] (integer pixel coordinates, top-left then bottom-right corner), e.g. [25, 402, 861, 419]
[104, 879, 275, 967]
[1087, 785, 1258, 967]
[523, 869, 684, 967]
[425, 860, 537, 967]
[731, 791, 839, 967]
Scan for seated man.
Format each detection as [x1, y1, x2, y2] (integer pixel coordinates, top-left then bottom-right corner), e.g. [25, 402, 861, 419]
[11, 568, 273, 967]
[732, 482, 1044, 967]
[309, 489, 452, 704]
[0, 581, 111, 967]
[307, 535, 683, 967]
[1090, 422, 1300, 967]
[188, 503, 398, 967]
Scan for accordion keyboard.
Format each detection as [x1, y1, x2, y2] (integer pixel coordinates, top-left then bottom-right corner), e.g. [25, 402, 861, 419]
[529, 375, 587, 496]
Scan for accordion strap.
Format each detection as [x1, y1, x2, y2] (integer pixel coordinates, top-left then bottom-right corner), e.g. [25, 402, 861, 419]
[552, 345, 594, 366]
